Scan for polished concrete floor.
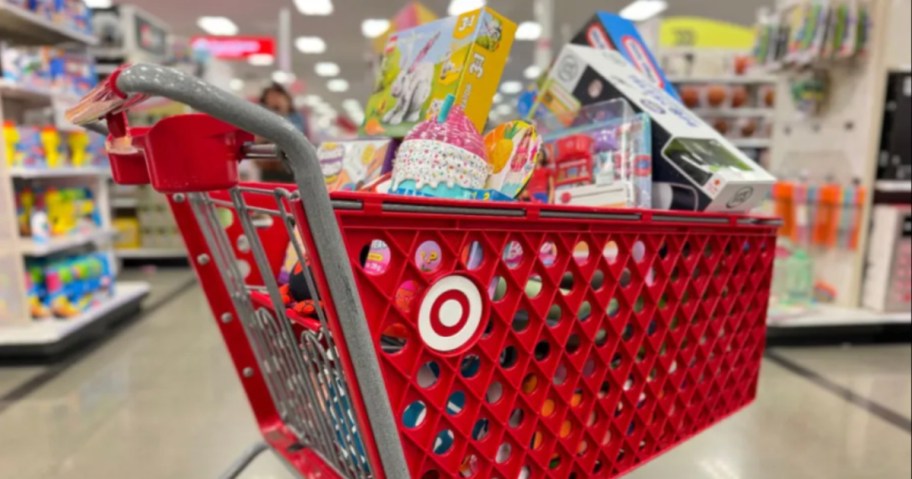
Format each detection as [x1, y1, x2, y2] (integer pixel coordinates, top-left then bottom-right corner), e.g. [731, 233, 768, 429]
[0, 267, 909, 479]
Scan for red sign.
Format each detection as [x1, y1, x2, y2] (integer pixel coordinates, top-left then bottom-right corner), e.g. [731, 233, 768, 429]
[190, 36, 276, 60]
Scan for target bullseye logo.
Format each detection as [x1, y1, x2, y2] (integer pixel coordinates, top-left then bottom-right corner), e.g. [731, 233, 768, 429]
[418, 275, 487, 355]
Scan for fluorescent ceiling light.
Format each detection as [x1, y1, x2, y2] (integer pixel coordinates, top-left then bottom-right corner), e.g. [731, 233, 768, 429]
[499, 81, 523, 95]
[620, 0, 668, 22]
[493, 93, 503, 103]
[295, 36, 327, 54]
[362, 18, 391, 39]
[516, 21, 542, 41]
[197, 16, 239, 36]
[294, 0, 333, 15]
[314, 62, 340, 77]
[327, 79, 349, 92]
[495, 103, 513, 116]
[229, 79, 244, 91]
[349, 111, 365, 124]
[342, 99, 362, 110]
[448, 0, 484, 16]
[300, 94, 323, 107]
[85, 0, 112, 7]
[248, 53, 275, 66]
[272, 71, 295, 84]
[524, 65, 542, 80]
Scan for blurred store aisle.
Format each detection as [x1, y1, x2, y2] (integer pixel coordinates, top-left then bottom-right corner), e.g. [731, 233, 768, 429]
[0, 272, 908, 479]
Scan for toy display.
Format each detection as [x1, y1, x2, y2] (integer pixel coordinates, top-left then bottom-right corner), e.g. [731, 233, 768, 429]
[26, 253, 114, 319]
[1, 46, 98, 97]
[533, 45, 775, 212]
[363, 7, 516, 137]
[317, 138, 397, 192]
[16, 185, 101, 239]
[570, 12, 680, 100]
[3, 122, 102, 169]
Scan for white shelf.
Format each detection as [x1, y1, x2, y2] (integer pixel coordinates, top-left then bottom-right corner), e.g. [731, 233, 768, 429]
[690, 107, 775, 117]
[875, 180, 912, 192]
[112, 197, 139, 208]
[768, 304, 911, 328]
[668, 75, 777, 84]
[19, 229, 117, 256]
[8, 166, 108, 179]
[116, 248, 187, 259]
[0, 3, 97, 46]
[728, 138, 772, 149]
[0, 281, 149, 346]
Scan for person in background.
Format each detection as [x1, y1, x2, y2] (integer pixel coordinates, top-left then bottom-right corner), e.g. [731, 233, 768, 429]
[256, 83, 309, 182]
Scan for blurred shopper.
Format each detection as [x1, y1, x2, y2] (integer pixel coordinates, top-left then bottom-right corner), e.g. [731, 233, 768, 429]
[256, 83, 309, 181]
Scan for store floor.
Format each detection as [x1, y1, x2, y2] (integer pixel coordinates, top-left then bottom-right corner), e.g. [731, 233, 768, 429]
[0, 268, 909, 479]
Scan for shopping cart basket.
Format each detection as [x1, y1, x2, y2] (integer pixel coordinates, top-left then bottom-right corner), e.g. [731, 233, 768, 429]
[68, 64, 779, 479]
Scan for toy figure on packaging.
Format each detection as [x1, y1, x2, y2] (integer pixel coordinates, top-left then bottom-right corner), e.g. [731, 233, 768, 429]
[68, 131, 90, 166]
[363, 7, 516, 137]
[15, 126, 45, 168]
[40, 127, 66, 168]
[3, 121, 18, 166]
[484, 120, 542, 198]
[317, 138, 396, 192]
[26, 267, 51, 319]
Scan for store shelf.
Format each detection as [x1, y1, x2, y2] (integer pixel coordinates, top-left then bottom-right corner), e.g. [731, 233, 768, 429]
[0, 281, 149, 356]
[875, 180, 912, 192]
[668, 75, 777, 84]
[8, 166, 108, 179]
[729, 138, 772, 148]
[112, 197, 139, 208]
[690, 107, 775, 117]
[19, 229, 117, 256]
[767, 304, 912, 346]
[0, 3, 97, 46]
[116, 248, 187, 259]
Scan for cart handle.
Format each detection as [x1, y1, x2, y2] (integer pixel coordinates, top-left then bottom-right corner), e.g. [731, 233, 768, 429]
[68, 64, 410, 479]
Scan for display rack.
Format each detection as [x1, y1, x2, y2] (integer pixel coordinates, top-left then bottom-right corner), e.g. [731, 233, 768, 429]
[0, 3, 149, 358]
[764, 0, 911, 340]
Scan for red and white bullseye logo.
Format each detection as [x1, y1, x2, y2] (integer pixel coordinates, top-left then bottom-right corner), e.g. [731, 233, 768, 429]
[418, 275, 486, 354]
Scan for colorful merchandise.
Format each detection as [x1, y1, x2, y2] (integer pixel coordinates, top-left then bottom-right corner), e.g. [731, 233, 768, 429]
[483, 120, 541, 198]
[534, 46, 775, 212]
[40, 126, 66, 167]
[363, 7, 516, 137]
[27, 253, 113, 319]
[570, 11, 680, 99]
[1, 46, 98, 97]
[391, 98, 490, 199]
[3, 121, 18, 166]
[317, 138, 396, 192]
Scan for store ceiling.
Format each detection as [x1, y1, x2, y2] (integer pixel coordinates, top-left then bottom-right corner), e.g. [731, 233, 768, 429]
[118, 0, 768, 119]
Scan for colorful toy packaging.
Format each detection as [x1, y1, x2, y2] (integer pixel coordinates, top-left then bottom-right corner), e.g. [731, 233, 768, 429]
[533, 46, 775, 212]
[26, 253, 113, 319]
[316, 138, 397, 192]
[570, 11, 680, 100]
[363, 7, 516, 137]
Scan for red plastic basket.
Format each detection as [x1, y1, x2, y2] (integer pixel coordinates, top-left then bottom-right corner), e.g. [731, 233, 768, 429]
[67, 65, 778, 479]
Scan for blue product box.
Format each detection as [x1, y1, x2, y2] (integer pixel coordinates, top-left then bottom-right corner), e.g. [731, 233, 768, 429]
[571, 12, 680, 100]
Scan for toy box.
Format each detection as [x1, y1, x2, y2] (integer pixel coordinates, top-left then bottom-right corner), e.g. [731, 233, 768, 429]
[533, 46, 775, 212]
[317, 138, 397, 192]
[362, 7, 516, 138]
[570, 12, 680, 100]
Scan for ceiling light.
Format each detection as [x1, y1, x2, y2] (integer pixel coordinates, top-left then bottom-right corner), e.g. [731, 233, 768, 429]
[499, 81, 523, 95]
[342, 99, 361, 110]
[272, 71, 295, 84]
[493, 93, 503, 103]
[447, 0, 485, 16]
[362, 18, 391, 39]
[349, 111, 365, 124]
[516, 21, 542, 41]
[620, 0, 668, 22]
[314, 62, 340, 77]
[197, 16, 239, 36]
[295, 36, 327, 54]
[248, 53, 275, 66]
[327, 79, 349, 92]
[495, 103, 513, 116]
[229, 79, 244, 91]
[293, 0, 333, 15]
[524, 65, 542, 80]
[300, 94, 323, 107]
[84, 0, 112, 7]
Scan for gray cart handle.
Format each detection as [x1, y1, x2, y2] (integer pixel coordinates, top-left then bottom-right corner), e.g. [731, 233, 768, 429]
[66, 64, 409, 479]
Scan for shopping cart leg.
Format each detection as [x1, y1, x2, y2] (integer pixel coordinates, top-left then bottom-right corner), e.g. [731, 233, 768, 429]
[218, 441, 270, 479]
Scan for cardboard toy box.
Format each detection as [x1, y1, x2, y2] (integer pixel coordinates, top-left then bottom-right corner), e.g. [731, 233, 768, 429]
[533, 45, 775, 212]
[362, 7, 516, 138]
[317, 138, 397, 192]
[571, 12, 680, 100]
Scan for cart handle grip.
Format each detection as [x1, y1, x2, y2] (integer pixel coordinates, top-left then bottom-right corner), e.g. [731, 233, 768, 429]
[78, 63, 410, 479]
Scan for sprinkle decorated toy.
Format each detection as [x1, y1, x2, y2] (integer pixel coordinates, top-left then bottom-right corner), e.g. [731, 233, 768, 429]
[391, 95, 490, 199]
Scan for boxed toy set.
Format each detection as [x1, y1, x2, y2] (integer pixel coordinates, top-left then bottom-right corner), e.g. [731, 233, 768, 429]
[532, 45, 775, 212]
[317, 138, 397, 192]
[363, 7, 516, 138]
[570, 11, 680, 100]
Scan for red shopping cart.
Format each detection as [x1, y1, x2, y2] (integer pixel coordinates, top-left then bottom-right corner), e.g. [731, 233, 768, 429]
[68, 65, 779, 479]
